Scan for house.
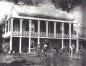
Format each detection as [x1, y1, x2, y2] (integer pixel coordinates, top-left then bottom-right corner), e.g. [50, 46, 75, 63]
[1, 2, 79, 54]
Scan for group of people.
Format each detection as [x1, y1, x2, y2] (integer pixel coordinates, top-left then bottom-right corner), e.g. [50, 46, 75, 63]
[38, 43, 76, 55]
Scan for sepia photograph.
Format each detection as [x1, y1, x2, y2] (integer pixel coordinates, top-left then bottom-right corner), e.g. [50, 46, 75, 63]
[0, 0, 85, 66]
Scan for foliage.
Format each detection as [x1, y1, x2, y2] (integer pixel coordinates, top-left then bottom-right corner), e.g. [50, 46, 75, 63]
[52, 0, 82, 12]
[7, 0, 82, 12]
[2, 42, 10, 53]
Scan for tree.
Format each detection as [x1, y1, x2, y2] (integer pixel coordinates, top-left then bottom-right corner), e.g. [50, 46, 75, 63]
[7, 0, 82, 12]
[52, 0, 82, 12]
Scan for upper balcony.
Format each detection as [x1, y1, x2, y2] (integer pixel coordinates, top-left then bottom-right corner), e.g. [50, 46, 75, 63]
[2, 18, 78, 39]
[12, 31, 77, 39]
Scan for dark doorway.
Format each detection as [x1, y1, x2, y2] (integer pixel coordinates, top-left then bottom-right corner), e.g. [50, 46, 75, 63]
[12, 37, 19, 53]
[40, 20, 46, 32]
[22, 38, 29, 53]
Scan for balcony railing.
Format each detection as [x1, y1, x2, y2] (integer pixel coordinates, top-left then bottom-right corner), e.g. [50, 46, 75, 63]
[12, 31, 77, 39]
[22, 31, 29, 36]
[40, 32, 46, 37]
[13, 31, 20, 36]
[64, 34, 69, 38]
[56, 33, 62, 38]
[31, 31, 38, 38]
[48, 33, 54, 38]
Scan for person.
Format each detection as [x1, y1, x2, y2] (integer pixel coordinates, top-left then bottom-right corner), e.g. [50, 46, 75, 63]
[37, 44, 48, 60]
[70, 44, 75, 57]
[42, 44, 48, 52]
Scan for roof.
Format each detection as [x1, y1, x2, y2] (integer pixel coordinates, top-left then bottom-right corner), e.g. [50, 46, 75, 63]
[11, 4, 73, 21]
[0, 1, 74, 25]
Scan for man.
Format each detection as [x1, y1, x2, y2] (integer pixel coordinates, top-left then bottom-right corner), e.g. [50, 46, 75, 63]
[70, 44, 75, 57]
[42, 44, 48, 52]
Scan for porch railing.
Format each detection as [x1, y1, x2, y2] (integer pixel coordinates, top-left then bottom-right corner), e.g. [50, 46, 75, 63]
[12, 31, 77, 39]
[64, 34, 69, 38]
[13, 31, 20, 36]
[22, 31, 29, 36]
[56, 33, 62, 38]
[40, 32, 46, 37]
[48, 33, 54, 38]
[31, 31, 38, 38]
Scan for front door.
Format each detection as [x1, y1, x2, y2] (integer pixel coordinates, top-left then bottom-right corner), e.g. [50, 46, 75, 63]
[30, 39, 37, 52]
[12, 37, 19, 53]
[22, 38, 29, 53]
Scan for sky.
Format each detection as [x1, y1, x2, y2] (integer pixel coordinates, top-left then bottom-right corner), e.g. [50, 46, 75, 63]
[0, 1, 13, 24]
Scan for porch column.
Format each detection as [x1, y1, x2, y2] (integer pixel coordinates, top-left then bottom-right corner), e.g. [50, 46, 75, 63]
[8, 20, 10, 32]
[76, 23, 79, 53]
[8, 19, 11, 31]
[9, 37, 12, 53]
[46, 21, 48, 37]
[9, 18, 13, 53]
[62, 23, 64, 49]
[76, 38, 79, 53]
[54, 22, 56, 38]
[69, 23, 71, 54]
[19, 19, 23, 53]
[28, 20, 32, 53]
[38, 20, 40, 46]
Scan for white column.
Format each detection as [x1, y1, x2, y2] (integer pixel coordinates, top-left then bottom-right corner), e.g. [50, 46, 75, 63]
[19, 19, 23, 53]
[11, 18, 13, 35]
[69, 23, 71, 49]
[69, 23, 71, 55]
[9, 18, 13, 53]
[9, 37, 12, 53]
[28, 20, 32, 53]
[76, 39, 79, 53]
[54, 22, 56, 38]
[38, 20, 40, 45]
[76, 23, 79, 53]
[46, 21, 48, 37]
[37, 20, 40, 50]
[62, 23, 64, 49]
[19, 37, 22, 53]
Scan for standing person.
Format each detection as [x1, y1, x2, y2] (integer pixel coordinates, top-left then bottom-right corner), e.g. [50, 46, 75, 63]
[70, 45, 73, 57]
[41, 44, 48, 59]
[72, 44, 75, 59]
[70, 44, 75, 57]
[42, 44, 48, 52]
